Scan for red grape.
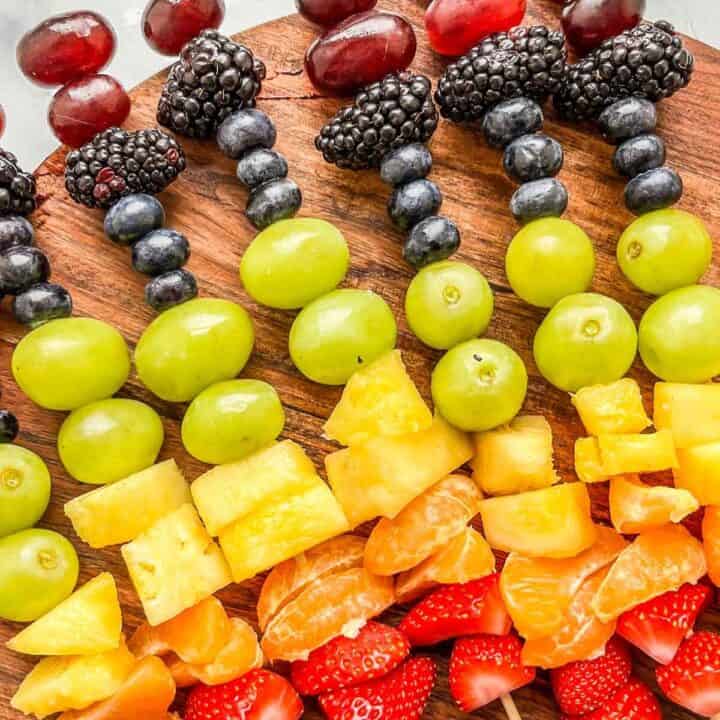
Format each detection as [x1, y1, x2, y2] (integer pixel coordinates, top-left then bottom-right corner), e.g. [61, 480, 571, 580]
[562, 0, 646, 55]
[296, 0, 378, 27]
[142, 0, 225, 56]
[0, 106, 5, 140]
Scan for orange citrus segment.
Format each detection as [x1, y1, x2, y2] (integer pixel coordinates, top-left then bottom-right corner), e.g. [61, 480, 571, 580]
[702, 506, 720, 587]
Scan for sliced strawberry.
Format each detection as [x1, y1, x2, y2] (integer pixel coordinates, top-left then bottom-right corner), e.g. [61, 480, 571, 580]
[290, 621, 410, 695]
[560, 677, 662, 720]
[617, 583, 712, 665]
[318, 656, 436, 720]
[449, 634, 536, 712]
[398, 574, 511, 647]
[656, 630, 720, 717]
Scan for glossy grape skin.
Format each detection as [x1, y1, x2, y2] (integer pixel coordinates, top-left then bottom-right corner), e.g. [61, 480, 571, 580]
[182, 380, 284, 465]
[58, 399, 164, 485]
[639, 285, 720, 383]
[142, 0, 225, 56]
[12, 318, 130, 411]
[617, 210, 712, 295]
[506, 218, 595, 308]
[296, 0, 378, 27]
[0, 446, 51, 538]
[135, 298, 254, 402]
[405, 261, 494, 350]
[0, 529, 78, 622]
[240, 218, 349, 309]
[0, 105, 5, 139]
[431, 338, 528, 432]
[562, 0, 646, 55]
[289, 289, 397, 385]
[533, 293, 638, 392]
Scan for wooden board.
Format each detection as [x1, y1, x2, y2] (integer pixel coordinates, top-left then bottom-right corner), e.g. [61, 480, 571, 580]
[1, 0, 719, 717]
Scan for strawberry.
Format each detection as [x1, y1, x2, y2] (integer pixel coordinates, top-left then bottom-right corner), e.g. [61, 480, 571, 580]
[449, 634, 536, 712]
[656, 630, 720, 717]
[318, 656, 436, 720]
[185, 669, 303, 720]
[560, 677, 662, 720]
[398, 574, 511, 647]
[290, 621, 410, 695]
[551, 637, 632, 716]
[617, 583, 712, 665]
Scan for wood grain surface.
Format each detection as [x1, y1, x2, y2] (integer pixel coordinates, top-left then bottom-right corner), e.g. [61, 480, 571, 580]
[1, 1, 718, 718]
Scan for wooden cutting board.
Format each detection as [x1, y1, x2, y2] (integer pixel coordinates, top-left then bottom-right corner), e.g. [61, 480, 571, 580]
[0, 1, 718, 717]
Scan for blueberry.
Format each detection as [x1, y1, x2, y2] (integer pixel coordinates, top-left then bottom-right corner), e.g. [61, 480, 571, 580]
[104, 194, 165, 245]
[613, 134, 666, 178]
[388, 179, 442, 231]
[216, 109, 277, 159]
[625, 167, 683, 215]
[0, 216, 34, 252]
[503, 134, 564, 183]
[0, 246, 50, 295]
[132, 229, 190, 276]
[12, 282, 72, 327]
[380, 144, 433, 186]
[246, 178, 302, 230]
[0, 410, 19, 444]
[236, 149, 288, 189]
[403, 216, 460, 269]
[482, 98, 544, 149]
[510, 178, 569, 224]
[599, 98, 657, 145]
[145, 269, 198, 312]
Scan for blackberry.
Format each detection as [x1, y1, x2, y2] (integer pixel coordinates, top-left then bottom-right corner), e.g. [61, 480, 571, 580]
[0, 150, 37, 217]
[157, 29, 266, 139]
[435, 26, 567, 123]
[315, 72, 439, 171]
[554, 21, 694, 121]
[65, 128, 187, 209]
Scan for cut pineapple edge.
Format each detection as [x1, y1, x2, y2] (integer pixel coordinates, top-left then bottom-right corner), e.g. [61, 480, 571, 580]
[571, 378, 651, 436]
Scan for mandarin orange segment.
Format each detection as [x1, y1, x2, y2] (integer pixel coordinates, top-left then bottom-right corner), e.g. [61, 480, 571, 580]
[572, 379, 651, 436]
[261, 567, 395, 663]
[364, 474, 482, 576]
[654, 382, 720, 449]
[592, 524, 707, 623]
[597, 430, 678, 475]
[674, 441, 720, 505]
[702, 506, 720, 587]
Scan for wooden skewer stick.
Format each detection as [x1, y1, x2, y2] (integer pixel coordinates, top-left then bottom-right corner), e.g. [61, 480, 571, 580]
[501, 693, 523, 720]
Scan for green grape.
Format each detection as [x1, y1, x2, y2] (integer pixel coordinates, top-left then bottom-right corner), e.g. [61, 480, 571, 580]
[182, 379, 284, 465]
[58, 399, 164, 485]
[617, 209, 712, 296]
[0, 446, 51, 538]
[0, 529, 79, 622]
[241, 218, 350, 309]
[505, 218, 595, 308]
[135, 298, 255, 402]
[289, 289, 397, 385]
[12, 318, 130, 411]
[533, 292, 638, 392]
[639, 284, 720, 383]
[405, 261, 494, 350]
[431, 338, 528, 432]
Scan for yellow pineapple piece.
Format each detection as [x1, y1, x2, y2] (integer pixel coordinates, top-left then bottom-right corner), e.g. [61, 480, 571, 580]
[64, 460, 191, 548]
[325, 414, 473, 528]
[121, 504, 231, 626]
[472, 415, 557, 496]
[655, 382, 720, 449]
[574, 437, 609, 483]
[479, 482, 597, 559]
[219, 482, 349, 583]
[674, 441, 720, 505]
[572, 378, 651, 436]
[323, 350, 432, 446]
[7, 573, 121, 656]
[598, 430, 678, 475]
[11, 638, 135, 719]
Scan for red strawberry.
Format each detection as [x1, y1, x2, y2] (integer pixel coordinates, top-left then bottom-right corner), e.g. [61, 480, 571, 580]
[290, 621, 410, 695]
[617, 583, 712, 665]
[185, 669, 303, 720]
[560, 678, 662, 720]
[319, 656, 436, 720]
[449, 634, 536, 712]
[656, 630, 720, 717]
[398, 574, 511, 647]
[551, 637, 632, 716]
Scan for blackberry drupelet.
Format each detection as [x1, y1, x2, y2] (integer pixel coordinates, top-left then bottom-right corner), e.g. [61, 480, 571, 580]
[315, 72, 439, 170]
[0, 150, 37, 217]
[157, 29, 266, 139]
[65, 127, 187, 209]
[554, 21, 694, 121]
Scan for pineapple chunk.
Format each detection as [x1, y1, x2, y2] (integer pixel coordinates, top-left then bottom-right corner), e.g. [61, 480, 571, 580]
[472, 415, 557, 496]
[674, 441, 720, 505]
[11, 638, 135, 719]
[65, 460, 191, 548]
[192, 440, 320, 536]
[598, 430, 678, 475]
[325, 414, 473, 528]
[219, 482, 349, 583]
[479, 483, 597, 559]
[121, 504, 231, 626]
[323, 350, 432, 446]
[574, 437, 609, 483]
[572, 379, 651, 436]
[655, 382, 720, 448]
[7, 573, 121, 656]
